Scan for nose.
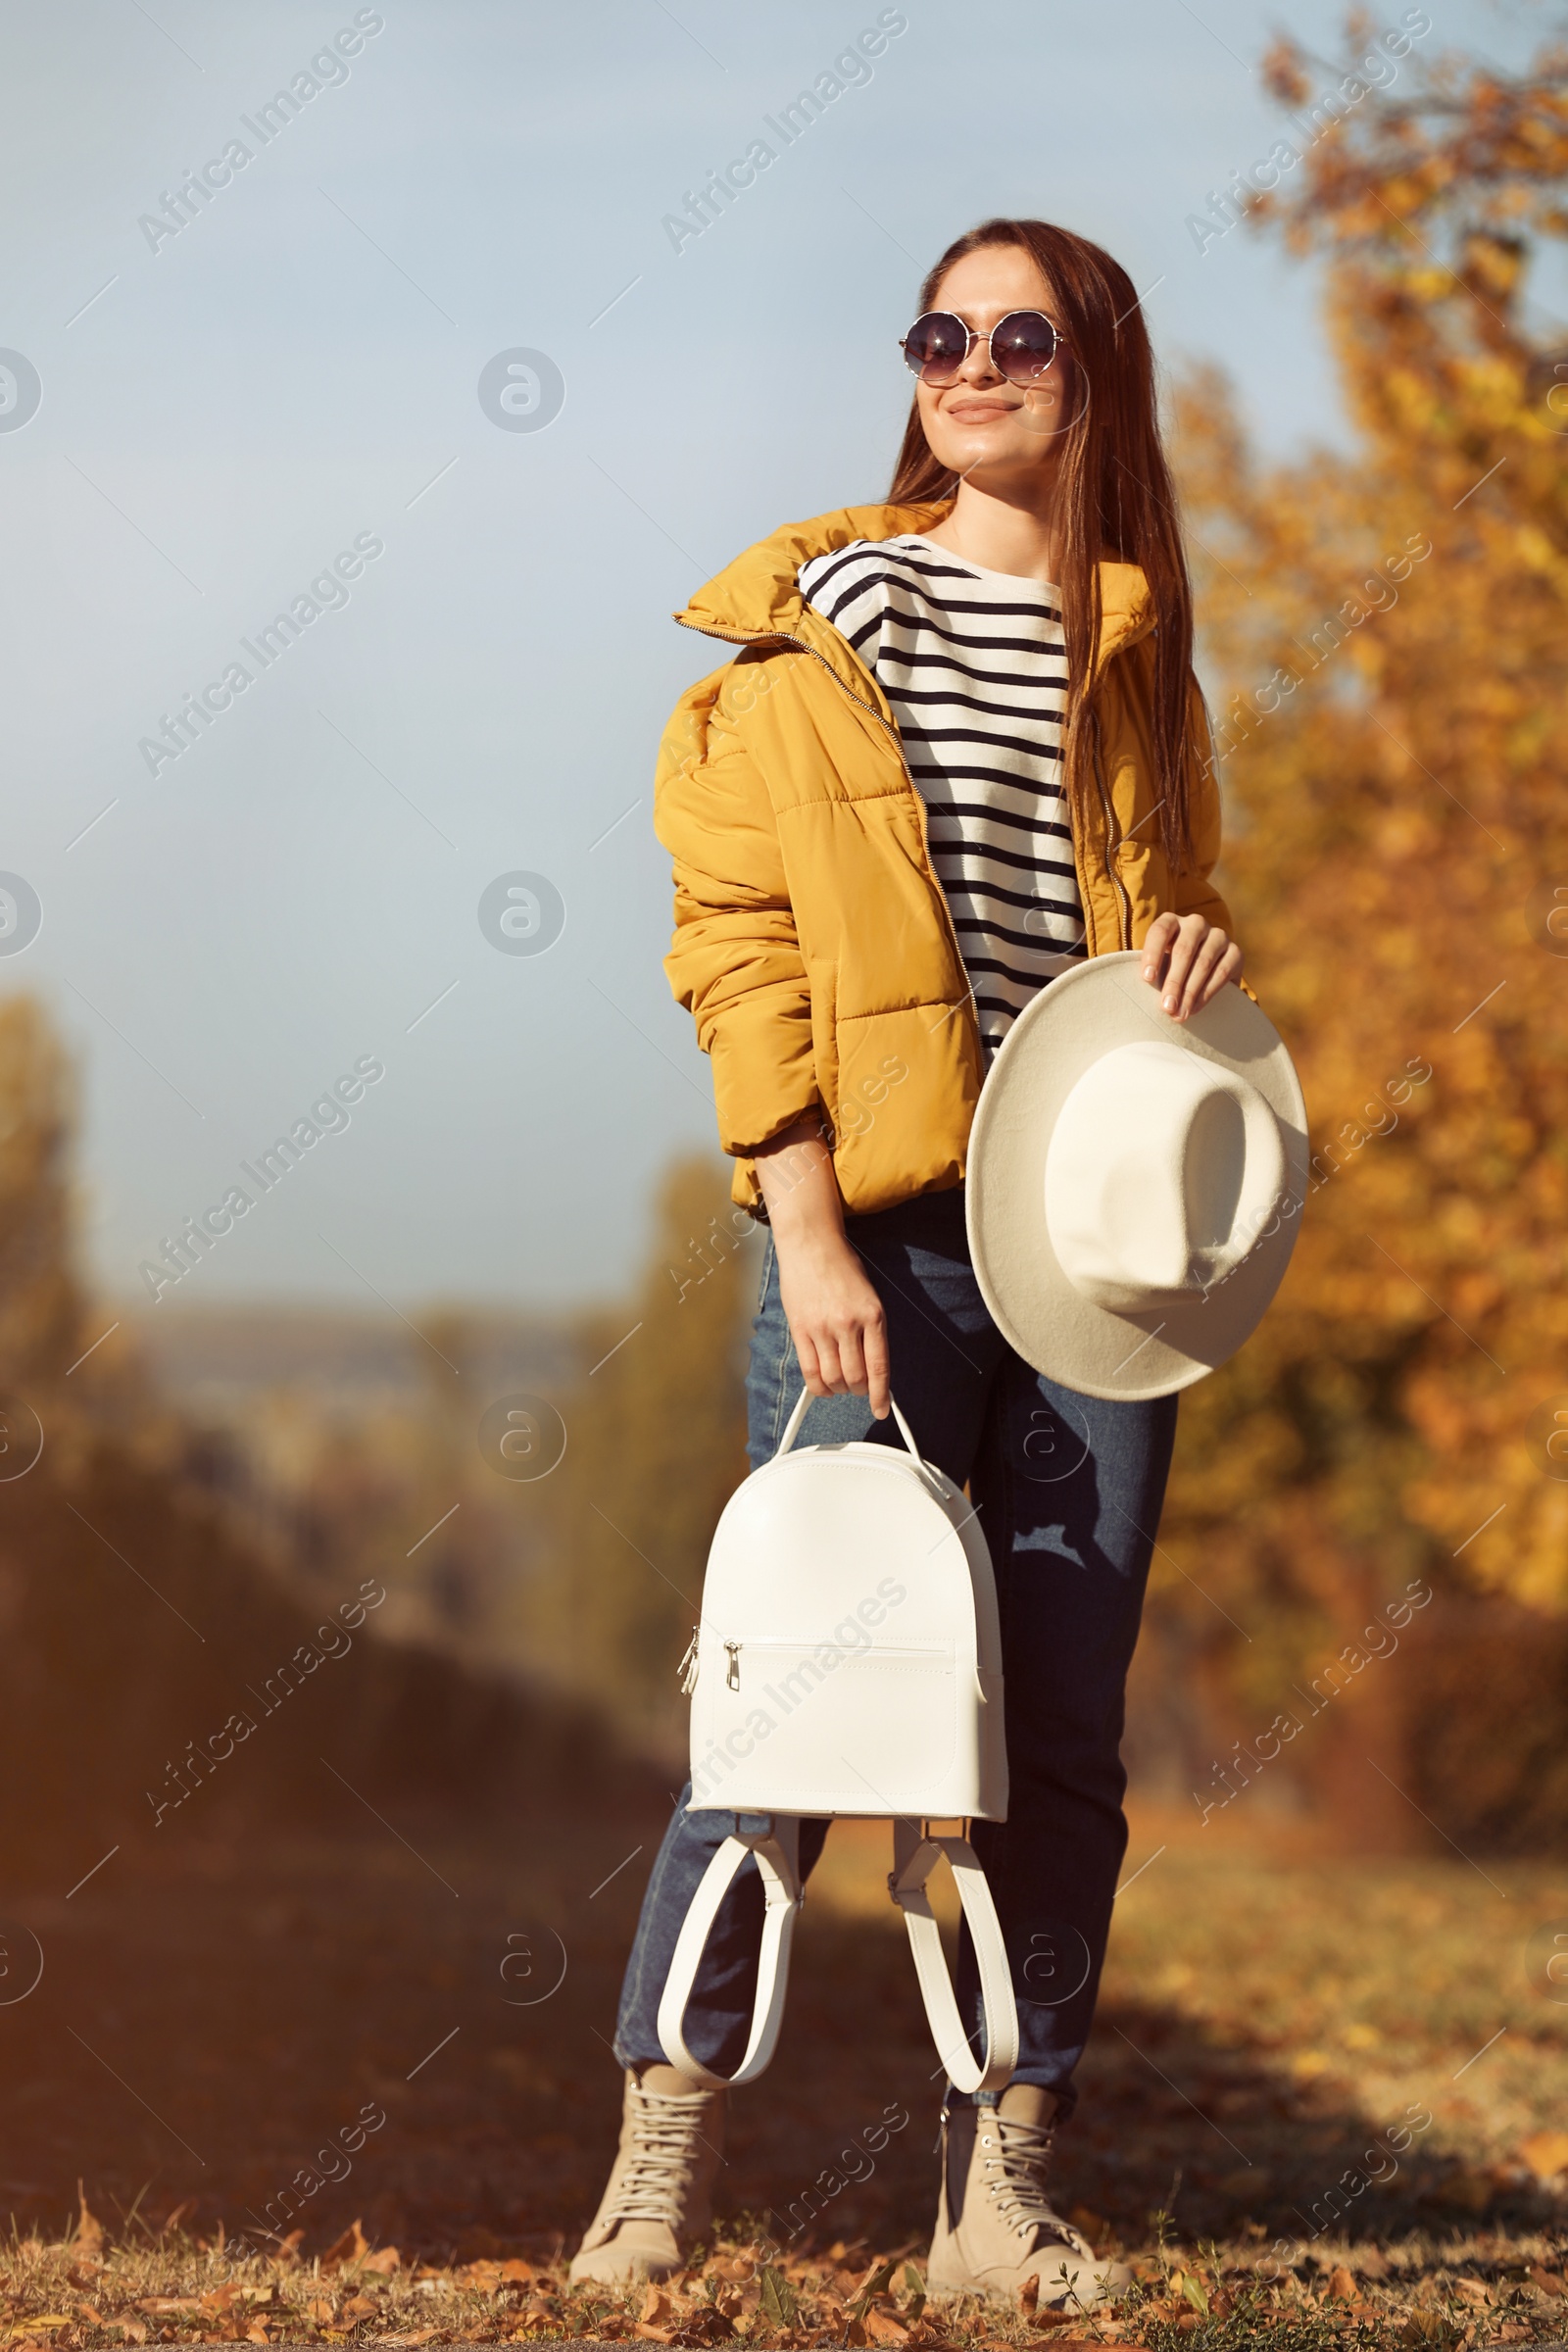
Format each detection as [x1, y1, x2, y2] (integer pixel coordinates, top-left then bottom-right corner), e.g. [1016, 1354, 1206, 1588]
[955, 328, 1004, 389]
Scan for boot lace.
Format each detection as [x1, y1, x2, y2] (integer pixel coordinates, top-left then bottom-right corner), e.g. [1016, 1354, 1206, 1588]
[610, 2083, 714, 2226]
[980, 2113, 1094, 2258]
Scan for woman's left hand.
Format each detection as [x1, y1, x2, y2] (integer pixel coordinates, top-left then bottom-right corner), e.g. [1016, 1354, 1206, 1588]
[1141, 911, 1243, 1021]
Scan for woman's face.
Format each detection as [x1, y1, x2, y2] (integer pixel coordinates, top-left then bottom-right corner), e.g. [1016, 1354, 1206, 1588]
[914, 245, 1076, 486]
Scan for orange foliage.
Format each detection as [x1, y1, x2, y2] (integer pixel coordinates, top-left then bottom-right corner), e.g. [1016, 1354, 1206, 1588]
[1162, 19, 1568, 1679]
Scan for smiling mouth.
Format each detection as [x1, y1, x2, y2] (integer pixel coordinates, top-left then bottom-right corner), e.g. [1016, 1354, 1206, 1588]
[944, 401, 1017, 420]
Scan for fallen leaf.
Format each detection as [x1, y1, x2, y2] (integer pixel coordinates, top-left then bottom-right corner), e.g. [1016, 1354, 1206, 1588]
[74, 2184, 105, 2255]
[137, 2305, 202, 2318]
[1328, 2269, 1359, 2303]
[498, 2262, 535, 2283]
[76, 2309, 104, 2328]
[639, 2289, 671, 2328]
[1529, 2268, 1567, 2298]
[321, 2222, 370, 2274]
[115, 2328, 148, 2344]
[1402, 2317, 1450, 2346]
[361, 2248, 401, 2278]
[1030, 2317, 1081, 2334]
[340, 2295, 378, 2321]
[864, 2314, 908, 2345]
[1518, 2130, 1568, 2181]
[245, 2328, 270, 2345]
[633, 2330, 673, 2345]
[1453, 2280, 1491, 2307]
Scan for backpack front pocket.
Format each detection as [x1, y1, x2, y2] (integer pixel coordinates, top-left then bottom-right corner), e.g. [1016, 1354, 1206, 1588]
[694, 1637, 956, 1809]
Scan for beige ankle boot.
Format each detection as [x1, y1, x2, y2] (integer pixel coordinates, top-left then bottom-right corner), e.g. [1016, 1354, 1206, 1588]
[927, 2086, 1129, 2307]
[569, 2065, 726, 2284]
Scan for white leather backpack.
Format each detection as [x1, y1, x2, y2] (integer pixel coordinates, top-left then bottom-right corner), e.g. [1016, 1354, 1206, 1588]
[658, 1389, 1019, 2095]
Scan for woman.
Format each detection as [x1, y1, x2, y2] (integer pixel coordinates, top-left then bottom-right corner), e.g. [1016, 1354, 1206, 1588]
[570, 217, 1243, 2305]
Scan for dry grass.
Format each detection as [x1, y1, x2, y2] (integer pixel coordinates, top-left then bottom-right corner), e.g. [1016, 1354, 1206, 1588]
[1, 1800, 1564, 2347]
[3, 2207, 1567, 2350]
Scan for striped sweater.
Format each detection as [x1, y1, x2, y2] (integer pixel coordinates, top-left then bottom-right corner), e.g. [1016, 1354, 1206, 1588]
[798, 532, 1084, 1055]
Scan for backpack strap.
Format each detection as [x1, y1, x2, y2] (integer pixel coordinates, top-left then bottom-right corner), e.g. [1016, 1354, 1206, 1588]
[888, 1818, 1019, 2095]
[656, 1816, 804, 2087]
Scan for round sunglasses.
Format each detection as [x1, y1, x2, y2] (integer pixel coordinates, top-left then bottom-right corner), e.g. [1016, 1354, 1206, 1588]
[900, 308, 1065, 387]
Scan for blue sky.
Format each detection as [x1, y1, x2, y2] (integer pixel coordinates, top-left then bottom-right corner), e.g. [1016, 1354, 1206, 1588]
[0, 0, 1546, 1310]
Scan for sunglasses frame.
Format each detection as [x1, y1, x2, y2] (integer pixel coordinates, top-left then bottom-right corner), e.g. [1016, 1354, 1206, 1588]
[900, 308, 1067, 388]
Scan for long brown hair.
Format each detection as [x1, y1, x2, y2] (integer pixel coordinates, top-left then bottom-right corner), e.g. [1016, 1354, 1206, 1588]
[889, 218, 1199, 871]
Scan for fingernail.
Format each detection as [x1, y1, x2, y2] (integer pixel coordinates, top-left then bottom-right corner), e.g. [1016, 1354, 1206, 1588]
[1163, 995, 1175, 1012]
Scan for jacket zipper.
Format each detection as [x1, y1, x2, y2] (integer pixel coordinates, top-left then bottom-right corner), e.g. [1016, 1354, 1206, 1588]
[1091, 735, 1132, 951]
[676, 616, 979, 1045]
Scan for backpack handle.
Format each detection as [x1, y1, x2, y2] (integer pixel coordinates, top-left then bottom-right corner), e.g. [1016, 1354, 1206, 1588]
[775, 1383, 925, 1469]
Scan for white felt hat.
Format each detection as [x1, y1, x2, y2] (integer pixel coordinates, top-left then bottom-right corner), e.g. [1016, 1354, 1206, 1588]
[965, 953, 1308, 1400]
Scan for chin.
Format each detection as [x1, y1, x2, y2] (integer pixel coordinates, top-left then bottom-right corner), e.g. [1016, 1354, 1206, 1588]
[931, 437, 1031, 473]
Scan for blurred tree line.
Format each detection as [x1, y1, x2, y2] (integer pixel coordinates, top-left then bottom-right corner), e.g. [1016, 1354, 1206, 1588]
[0, 994, 661, 1886]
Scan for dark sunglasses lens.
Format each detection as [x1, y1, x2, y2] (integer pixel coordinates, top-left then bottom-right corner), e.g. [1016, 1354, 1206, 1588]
[904, 312, 968, 378]
[992, 311, 1058, 382]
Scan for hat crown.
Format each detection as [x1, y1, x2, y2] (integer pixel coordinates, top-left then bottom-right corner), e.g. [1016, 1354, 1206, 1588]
[1044, 1040, 1287, 1312]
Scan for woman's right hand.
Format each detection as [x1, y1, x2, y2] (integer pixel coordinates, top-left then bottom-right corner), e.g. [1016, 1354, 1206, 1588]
[753, 1111, 891, 1418]
[775, 1230, 891, 1417]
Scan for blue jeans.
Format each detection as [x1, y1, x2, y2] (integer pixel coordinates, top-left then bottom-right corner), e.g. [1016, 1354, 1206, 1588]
[612, 1184, 1176, 2122]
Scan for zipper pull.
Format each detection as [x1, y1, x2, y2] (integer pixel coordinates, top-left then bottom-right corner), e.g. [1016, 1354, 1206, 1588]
[677, 1628, 700, 1694]
[724, 1641, 741, 1690]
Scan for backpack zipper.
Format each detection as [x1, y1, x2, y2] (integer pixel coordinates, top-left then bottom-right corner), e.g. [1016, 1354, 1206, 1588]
[710, 1637, 954, 1693]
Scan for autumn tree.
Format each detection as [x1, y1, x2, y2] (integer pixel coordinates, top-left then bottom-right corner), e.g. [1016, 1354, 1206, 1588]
[1149, 16, 1568, 1838]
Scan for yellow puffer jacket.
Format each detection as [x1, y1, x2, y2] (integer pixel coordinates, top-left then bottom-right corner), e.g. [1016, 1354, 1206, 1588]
[654, 498, 1235, 1216]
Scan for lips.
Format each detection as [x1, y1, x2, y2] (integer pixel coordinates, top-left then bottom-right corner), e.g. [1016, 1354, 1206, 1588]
[944, 401, 1017, 421]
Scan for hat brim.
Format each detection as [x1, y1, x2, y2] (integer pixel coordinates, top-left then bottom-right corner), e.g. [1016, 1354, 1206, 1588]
[965, 954, 1308, 1400]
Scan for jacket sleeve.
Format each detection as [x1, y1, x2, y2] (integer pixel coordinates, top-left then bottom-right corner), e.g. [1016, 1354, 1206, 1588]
[654, 666, 819, 1156]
